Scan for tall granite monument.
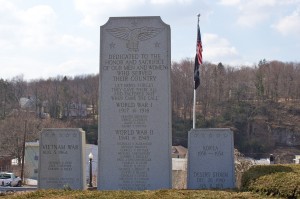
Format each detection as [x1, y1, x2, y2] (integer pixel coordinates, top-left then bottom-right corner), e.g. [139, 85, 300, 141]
[38, 128, 86, 190]
[187, 128, 235, 189]
[98, 16, 171, 190]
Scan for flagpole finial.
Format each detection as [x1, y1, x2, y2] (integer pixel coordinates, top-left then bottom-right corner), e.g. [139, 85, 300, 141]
[197, 14, 200, 23]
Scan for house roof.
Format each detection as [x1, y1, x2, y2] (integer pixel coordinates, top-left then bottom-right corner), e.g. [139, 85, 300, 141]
[25, 141, 39, 147]
[172, 145, 188, 156]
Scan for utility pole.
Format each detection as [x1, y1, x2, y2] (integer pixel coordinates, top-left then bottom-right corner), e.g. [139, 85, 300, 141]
[21, 120, 27, 183]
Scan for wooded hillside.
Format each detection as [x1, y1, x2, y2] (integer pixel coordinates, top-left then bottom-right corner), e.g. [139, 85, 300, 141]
[1, 59, 300, 162]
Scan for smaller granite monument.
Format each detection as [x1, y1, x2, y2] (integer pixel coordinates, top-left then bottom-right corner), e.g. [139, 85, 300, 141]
[38, 128, 86, 190]
[187, 128, 235, 189]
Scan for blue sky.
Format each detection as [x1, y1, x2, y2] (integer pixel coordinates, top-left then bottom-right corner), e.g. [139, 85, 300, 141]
[1, 0, 300, 80]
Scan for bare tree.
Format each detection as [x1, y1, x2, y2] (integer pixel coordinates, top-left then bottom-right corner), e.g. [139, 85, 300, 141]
[171, 59, 194, 120]
[0, 79, 18, 119]
[0, 110, 74, 165]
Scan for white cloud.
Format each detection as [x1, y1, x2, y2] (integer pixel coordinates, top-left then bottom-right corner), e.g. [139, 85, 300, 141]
[273, 8, 300, 36]
[236, 0, 276, 27]
[2, 56, 97, 80]
[0, 1, 19, 48]
[74, 0, 146, 26]
[0, 3, 57, 49]
[59, 34, 94, 50]
[219, 0, 284, 27]
[201, 33, 257, 66]
[277, 0, 300, 5]
[203, 33, 238, 60]
[74, 0, 194, 26]
[1, 56, 53, 80]
[218, 0, 240, 6]
[55, 59, 97, 76]
[150, 0, 192, 5]
[0, 0, 16, 13]
[236, 12, 269, 27]
[0, 39, 14, 50]
[0, 1, 97, 80]
[18, 5, 57, 48]
[0, 1, 95, 51]
[19, 5, 57, 25]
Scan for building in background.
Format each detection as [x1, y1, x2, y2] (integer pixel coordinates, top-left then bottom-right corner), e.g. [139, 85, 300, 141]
[24, 141, 39, 180]
[172, 145, 187, 158]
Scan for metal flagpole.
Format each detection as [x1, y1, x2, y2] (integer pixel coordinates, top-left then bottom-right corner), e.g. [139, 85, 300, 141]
[193, 14, 200, 129]
[193, 88, 196, 129]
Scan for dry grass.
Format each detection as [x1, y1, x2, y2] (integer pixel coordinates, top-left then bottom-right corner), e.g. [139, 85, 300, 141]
[1, 189, 280, 199]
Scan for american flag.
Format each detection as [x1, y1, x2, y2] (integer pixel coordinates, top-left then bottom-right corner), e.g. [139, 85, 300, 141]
[194, 20, 202, 89]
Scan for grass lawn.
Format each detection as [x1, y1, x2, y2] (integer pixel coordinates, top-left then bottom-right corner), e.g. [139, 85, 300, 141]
[4, 164, 300, 198]
[1, 189, 281, 199]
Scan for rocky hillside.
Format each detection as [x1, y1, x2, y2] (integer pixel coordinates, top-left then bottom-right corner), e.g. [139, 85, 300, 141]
[230, 100, 300, 163]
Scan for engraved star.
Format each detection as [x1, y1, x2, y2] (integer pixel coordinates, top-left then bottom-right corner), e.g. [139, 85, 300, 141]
[66, 133, 70, 137]
[109, 42, 115, 49]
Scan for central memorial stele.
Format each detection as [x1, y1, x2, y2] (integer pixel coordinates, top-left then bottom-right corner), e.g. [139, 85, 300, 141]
[98, 16, 171, 190]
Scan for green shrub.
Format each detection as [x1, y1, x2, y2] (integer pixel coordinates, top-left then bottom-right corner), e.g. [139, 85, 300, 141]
[241, 164, 300, 198]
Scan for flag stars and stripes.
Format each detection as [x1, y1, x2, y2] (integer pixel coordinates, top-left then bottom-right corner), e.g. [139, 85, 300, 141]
[194, 17, 202, 90]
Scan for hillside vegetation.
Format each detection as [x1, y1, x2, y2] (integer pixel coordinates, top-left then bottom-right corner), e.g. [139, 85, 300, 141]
[1, 59, 300, 162]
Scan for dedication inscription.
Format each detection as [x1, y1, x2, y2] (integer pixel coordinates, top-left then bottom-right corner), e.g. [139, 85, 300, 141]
[38, 128, 86, 190]
[98, 16, 171, 190]
[187, 128, 235, 189]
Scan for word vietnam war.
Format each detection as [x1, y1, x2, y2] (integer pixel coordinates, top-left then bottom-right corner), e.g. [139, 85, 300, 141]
[41, 144, 79, 155]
